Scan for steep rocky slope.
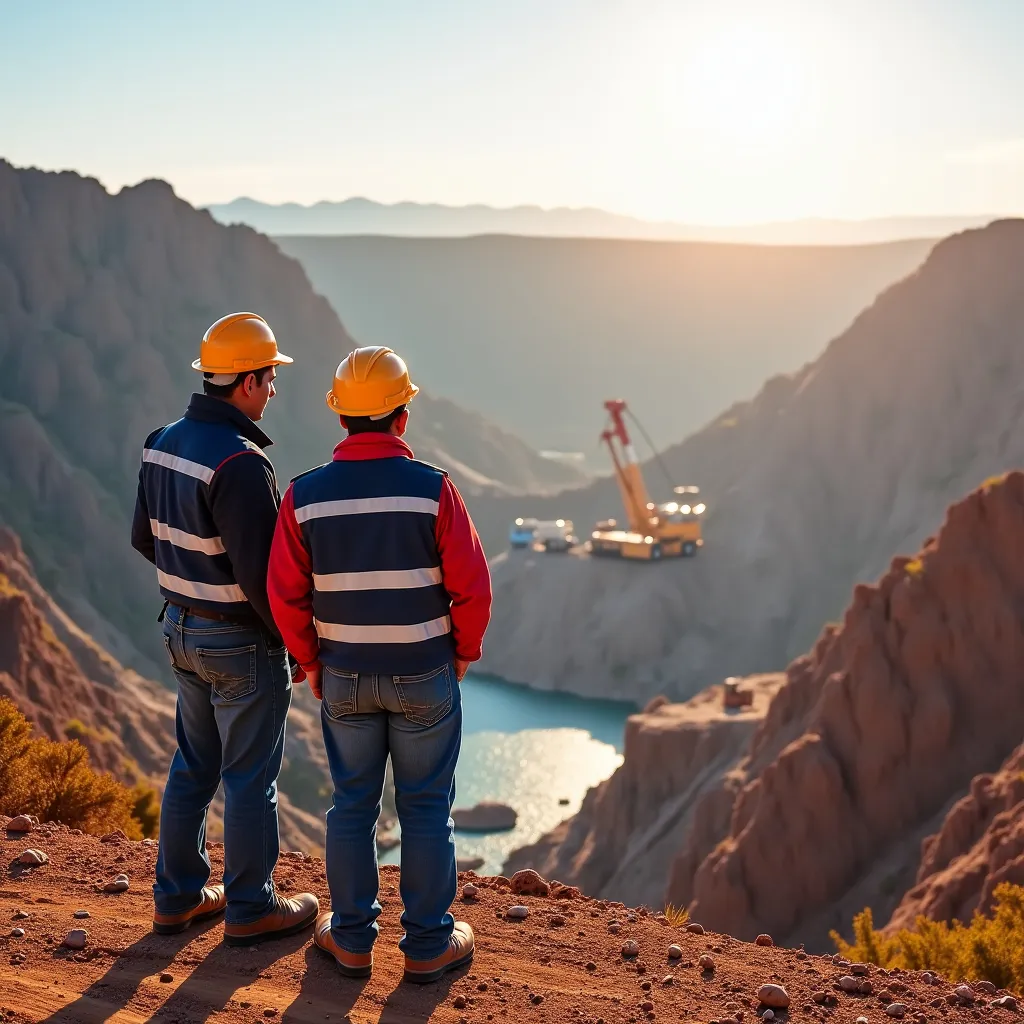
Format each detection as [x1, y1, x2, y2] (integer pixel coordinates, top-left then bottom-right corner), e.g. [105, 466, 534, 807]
[279, 233, 933, 453]
[504, 675, 785, 909]
[886, 743, 1024, 932]
[2, 820, 1016, 1024]
[507, 472, 1024, 950]
[476, 218, 1024, 703]
[0, 525, 334, 853]
[0, 159, 579, 676]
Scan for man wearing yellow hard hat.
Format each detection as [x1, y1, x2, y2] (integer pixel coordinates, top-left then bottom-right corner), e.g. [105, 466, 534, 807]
[268, 346, 491, 982]
[131, 312, 318, 945]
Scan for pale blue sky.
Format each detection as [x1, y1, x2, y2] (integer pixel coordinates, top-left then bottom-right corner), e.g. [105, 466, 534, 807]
[2, 0, 1023, 222]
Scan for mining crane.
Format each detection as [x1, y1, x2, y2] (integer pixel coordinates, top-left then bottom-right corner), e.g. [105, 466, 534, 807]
[589, 399, 704, 560]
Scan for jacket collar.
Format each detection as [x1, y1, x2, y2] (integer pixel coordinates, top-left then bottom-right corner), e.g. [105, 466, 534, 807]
[332, 433, 414, 462]
[184, 393, 273, 449]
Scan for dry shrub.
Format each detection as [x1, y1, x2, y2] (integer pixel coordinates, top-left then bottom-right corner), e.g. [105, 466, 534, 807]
[663, 903, 690, 927]
[832, 884, 1024, 990]
[0, 697, 145, 838]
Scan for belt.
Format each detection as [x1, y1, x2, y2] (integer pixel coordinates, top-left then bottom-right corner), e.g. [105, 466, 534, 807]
[168, 602, 252, 626]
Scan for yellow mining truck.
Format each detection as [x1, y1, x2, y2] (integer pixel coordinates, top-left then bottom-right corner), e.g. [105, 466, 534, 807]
[589, 399, 705, 561]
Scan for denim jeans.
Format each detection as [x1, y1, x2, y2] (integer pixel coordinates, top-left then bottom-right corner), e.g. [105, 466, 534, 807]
[320, 661, 461, 960]
[154, 605, 292, 925]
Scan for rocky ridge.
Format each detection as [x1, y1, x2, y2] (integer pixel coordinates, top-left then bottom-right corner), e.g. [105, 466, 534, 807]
[475, 218, 1024, 704]
[507, 472, 1024, 952]
[1, 817, 1017, 1024]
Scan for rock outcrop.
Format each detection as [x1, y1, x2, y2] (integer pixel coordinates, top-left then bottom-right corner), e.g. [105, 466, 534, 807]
[683, 471, 1024, 948]
[504, 675, 784, 909]
[507, 472, 1024, 950]
[476, 219, 1024, 704]
[886, 742, 1024, 932]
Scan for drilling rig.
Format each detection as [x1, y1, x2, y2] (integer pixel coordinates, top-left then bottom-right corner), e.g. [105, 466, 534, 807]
[589, 399, 704, 561]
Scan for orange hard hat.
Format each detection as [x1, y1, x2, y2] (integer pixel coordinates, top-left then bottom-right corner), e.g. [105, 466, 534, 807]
[192, 312, 293, 376]
[326, 346, 419, 418]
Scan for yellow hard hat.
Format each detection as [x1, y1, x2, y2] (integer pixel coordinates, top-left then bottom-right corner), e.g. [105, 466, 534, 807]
[192, 312, 294, 375]
[326, 346, 420, 418]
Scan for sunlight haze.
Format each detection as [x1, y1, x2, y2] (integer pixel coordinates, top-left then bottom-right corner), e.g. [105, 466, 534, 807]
[2, 0, 1023, 222]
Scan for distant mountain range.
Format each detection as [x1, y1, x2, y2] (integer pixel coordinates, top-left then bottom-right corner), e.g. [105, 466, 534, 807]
[206, 197, 999, 245]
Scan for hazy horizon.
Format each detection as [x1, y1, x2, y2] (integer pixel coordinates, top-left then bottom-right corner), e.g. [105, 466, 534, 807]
[3, 1, 1024, 224]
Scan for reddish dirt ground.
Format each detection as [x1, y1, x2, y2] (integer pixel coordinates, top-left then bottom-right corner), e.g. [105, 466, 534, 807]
[1, 819, 1020, 1023]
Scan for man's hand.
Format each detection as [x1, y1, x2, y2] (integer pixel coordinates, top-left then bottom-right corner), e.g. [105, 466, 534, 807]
[305, 662, 323, 700]
[454, 658, 470, 683]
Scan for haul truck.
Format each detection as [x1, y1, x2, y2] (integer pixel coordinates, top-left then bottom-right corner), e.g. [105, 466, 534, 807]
[589, 399, 705, 561]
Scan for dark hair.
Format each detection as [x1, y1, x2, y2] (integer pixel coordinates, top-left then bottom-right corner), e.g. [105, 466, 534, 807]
[343, 405, 407, 435]
[203, 365, 274, 398]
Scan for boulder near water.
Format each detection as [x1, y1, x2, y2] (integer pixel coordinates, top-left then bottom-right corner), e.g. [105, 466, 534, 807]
[453, 802, 518, 832]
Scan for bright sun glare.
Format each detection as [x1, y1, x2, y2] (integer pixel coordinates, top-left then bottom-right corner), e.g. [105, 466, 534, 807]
[670, 23, 810, 158]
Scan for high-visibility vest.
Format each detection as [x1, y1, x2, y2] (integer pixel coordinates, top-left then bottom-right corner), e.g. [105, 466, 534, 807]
[142, 416, 265, 618]
[291, 457, 454, 674]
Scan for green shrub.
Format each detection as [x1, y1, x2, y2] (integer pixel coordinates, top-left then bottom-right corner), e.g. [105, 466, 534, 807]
[832, 884, 1024, 989]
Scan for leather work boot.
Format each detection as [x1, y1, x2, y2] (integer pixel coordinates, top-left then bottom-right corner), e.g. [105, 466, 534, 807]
[223, 892, 320, 947]
[153, 885, 227, 935]
[313, 911, 374, 978]
[403, 921, 475, 984]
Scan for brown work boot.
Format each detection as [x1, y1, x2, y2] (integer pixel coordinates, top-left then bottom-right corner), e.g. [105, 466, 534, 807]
[313, 910, 374, 978]
[223, 892, 319, 947]
[153, 885, 226, 935]
[404, 921, 475, 984]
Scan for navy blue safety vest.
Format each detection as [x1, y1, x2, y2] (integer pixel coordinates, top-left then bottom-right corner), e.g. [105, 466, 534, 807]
[291, 456, 455, 675]
[141, 414, 268, 619]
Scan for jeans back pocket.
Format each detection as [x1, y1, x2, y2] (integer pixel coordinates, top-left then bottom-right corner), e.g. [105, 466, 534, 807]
[393, 664, 453, 727]
[196, 645, 257, 701]
[322, 667, 359, 720]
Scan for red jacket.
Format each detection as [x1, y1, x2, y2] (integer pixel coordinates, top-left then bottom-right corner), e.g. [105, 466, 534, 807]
[268, 433, 492, 673]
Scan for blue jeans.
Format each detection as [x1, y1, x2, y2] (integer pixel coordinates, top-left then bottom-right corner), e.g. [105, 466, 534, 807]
[154, 606, 292, 925]
[320, 661, 461, 960]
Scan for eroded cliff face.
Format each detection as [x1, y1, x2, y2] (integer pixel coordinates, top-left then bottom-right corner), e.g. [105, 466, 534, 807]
[684, 471, 1024, 948]
[477, 219, 1024, 704]
[886, 743, 1024, 932]
[503, 675, 784, 909]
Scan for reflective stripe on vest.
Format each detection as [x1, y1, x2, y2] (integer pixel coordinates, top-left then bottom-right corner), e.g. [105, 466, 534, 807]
[294, 495, 439, 523]
[313, 614, 452, 645]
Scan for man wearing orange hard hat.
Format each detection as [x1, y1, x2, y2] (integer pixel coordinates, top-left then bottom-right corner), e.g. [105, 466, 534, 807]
[131, 312, 318, 946]
[268, 346, 491, 983]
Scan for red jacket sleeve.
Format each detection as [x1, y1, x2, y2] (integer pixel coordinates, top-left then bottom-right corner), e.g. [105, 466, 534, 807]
[436, 476, 492, 662]
[267, 485, 320, 672]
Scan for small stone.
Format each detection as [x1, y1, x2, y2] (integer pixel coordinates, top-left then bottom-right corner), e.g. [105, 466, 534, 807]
[857, 1018, 869, 1024]
[992, 997, 1018, 1011]
[462, 883, 479, 899]
[531, 994, 544, 1005]
[642, 981, 652, 992]
[755, 934, 773, 947]
[510, 869, 550, 898]
[812, 993, 828, 1005]
[931, 999, 944, 1009]
[264, 1011, 278, 1019]
[100, 830, 128, 843]
[609, 923, 621, 934]
[7, 815, 35, 833]
[505, 905, 529, 920]
[73, 910, 90, 919]
[957, 987, 976, 1004]
[757, 985, 791, 1010]
[699, 954, 715, 972]
[160, 973, 173, 983]
[103, 879, 130, 893]
[453, 995, 467, 1009]
[888, 1004, 908, 1019]
[662, 975, 674, 986]
[13, 910, 30, 920]
[549, 915, 566, 927]
[18, 849, 48, 866]
[686, 922, 705, 935]
[668, 944, 683, 959]
[840, 977, 862, 993]
[762, 1011, 774, 1021]
[622, 940, 640, 958]
[860, 981, 874, 995]
[478, 982, 488, 992]
[915, 1014, 928, 1024]
[851, 963, 870, 976]
[641, 1001, 654, 1013]
[63, 928, 88, 950]
[586, 961, 596, 971]
[976, 984, 997, 997]
[10, 928, 25, 938]
[796, 951, 807, 960]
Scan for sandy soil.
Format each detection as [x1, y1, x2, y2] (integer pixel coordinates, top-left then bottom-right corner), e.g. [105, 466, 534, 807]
[1, 819, 1019, 1023]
